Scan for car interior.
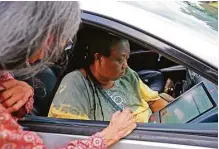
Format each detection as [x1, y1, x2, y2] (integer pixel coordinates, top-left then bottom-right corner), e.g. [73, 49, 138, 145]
[28, 24, 218, 124]
[60, 25, 188, 97]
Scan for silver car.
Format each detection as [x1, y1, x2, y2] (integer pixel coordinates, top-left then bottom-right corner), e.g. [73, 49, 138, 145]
[20, 1, 218, 149]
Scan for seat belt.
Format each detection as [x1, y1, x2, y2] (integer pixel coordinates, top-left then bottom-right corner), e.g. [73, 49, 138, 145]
[87, 69, 123, 112]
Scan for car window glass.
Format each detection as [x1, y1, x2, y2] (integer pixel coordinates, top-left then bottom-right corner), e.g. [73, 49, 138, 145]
[40, 25, 217, 124]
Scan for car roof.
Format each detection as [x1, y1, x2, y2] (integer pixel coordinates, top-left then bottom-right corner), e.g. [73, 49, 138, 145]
[80, 1, 218, 68]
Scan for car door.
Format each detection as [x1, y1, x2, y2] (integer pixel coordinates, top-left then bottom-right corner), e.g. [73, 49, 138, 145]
[20, 115, 217, 149]
[19, 9, 218, 149]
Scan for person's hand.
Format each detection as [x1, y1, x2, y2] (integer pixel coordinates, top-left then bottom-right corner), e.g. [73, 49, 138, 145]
[159, 93, 175, 103]
[0, 79, 33, 113]
[99, 108, 137, 147]
[148, 98, 168, 113]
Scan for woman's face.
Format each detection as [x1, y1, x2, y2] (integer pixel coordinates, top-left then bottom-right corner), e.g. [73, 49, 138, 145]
[95, 40, 130, 81]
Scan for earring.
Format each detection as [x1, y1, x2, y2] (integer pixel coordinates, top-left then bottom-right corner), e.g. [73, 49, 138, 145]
[97, 56, 102, 66]
[97, 55, 102, 61]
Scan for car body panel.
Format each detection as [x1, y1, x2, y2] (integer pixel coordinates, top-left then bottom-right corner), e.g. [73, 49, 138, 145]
[20, 116, 218, 148]
[37, 132, 215, 149]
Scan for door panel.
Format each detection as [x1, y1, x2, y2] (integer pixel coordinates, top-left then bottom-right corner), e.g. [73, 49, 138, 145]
[38, 132, 216, 149]
[20, 116, 218, 148]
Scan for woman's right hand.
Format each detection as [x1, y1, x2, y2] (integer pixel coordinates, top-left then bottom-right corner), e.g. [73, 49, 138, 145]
[99, 108, 137, 148]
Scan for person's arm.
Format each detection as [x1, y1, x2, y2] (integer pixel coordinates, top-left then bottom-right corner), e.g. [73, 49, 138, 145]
[59, 109, 136, 149]
[0, 103, 46, 148]
[58, 132, 106, 149]
[139, 79, 168, 113]
[1, 103, 136, 149]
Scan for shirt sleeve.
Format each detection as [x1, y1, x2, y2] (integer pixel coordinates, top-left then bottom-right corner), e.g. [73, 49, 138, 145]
[48, 104, 90, 120]
[48, 72, 90, 120]
[58, 133, 106, 149]
[0, 104, 46, 148]
[139, 79, 160, 102]
[0, 104, 106, 149]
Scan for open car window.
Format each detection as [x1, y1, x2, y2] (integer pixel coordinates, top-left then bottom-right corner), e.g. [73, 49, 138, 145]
[23, 21, 217, 125]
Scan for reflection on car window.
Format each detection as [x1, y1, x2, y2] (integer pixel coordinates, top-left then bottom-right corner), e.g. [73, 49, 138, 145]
[121, 1, 218, 44]
[182, 1, 218, 31]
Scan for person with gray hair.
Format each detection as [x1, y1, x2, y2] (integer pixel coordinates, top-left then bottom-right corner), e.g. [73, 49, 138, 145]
[0, 1, 136, 148]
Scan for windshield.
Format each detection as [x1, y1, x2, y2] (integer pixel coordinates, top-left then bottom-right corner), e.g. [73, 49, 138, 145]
[121, 1, 218, 43]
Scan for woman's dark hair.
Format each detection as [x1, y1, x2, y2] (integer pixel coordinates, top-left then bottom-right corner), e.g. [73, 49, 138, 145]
[0, 1, 81, 78]
[86, 30, 121, 64]
[79, 28, 129, 120]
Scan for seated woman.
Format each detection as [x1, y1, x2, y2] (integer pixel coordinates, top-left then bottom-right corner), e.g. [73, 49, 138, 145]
[48, 31, 169, 123]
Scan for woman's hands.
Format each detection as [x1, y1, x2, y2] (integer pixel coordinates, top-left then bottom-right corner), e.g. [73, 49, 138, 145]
[99, 108, 136, 147]
[148, 98, 168, 113]
[0, 79, 33, 113]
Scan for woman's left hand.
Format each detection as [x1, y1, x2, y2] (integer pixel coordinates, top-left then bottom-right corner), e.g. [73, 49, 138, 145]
[0, 79, 33, 113]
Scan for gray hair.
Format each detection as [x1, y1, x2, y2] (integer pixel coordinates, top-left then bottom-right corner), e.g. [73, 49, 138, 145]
[0, 1, 81, 78]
